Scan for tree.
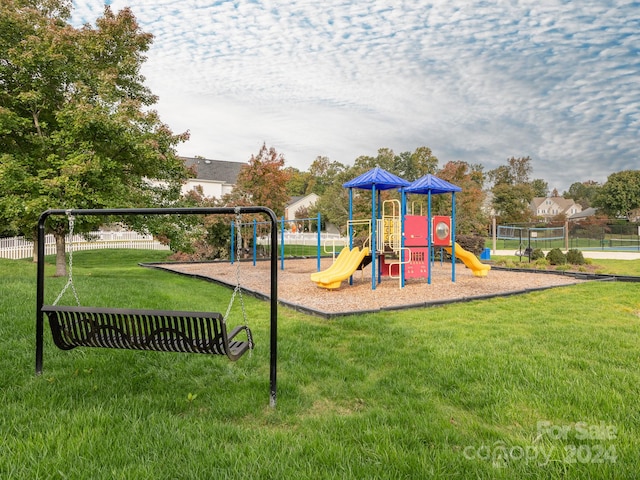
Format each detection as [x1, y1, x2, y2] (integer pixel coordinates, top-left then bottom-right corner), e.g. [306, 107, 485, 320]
[232, 143, 291, 217]
[564, 180, 601, 208]
[394, 146, 439, 181]
[284, 166, 312, 196]
[594, 170, 640, 220]
[351, 148, 394, 176]
[0, 1, 189, 274]
[311, 146, 439, 232]
[488, 156, 536, 224]
[531, 179, 549, 197]
[313, 167, 353, 232]
[491, 182, 535, 224]
[306, 156, 346, 195]
[430, 161, 487, 234]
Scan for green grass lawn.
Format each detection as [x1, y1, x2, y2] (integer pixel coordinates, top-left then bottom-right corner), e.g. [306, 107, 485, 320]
[1, 250, 639, 479]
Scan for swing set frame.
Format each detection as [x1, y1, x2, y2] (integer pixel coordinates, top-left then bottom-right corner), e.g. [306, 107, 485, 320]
[36, 206, 279, 407]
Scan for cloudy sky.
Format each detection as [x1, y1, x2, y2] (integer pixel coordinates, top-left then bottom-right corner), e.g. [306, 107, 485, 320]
[72, 0, 639, 193]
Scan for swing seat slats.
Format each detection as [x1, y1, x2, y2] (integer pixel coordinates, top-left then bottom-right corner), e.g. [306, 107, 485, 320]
[41, 305, 253, 362]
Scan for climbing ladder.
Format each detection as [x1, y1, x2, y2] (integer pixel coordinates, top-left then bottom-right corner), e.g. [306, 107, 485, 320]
[378, 200, 411, 286]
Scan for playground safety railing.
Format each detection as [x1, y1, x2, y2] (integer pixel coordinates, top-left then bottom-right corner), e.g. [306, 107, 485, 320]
[386, 247, 412, 288]
[323, 237, 348, 259]
[347, 219, 372, 248]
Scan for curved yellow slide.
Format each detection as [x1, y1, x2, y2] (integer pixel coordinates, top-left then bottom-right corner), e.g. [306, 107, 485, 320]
[310, 246, 350, 283]
[445, 242, 491, 277]
[313, 247, 371, 290]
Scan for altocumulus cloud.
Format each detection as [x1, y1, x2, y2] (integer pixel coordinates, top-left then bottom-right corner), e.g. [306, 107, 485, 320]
[72, 0, 640, 191]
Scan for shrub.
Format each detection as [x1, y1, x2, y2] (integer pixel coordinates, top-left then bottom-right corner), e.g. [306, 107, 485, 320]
[566, 249, 585, 265]
[533, 258, 548, 269]
[456, 235, 486, 256]
[530, 248, 545, 261]
[546, 248, 566, 265]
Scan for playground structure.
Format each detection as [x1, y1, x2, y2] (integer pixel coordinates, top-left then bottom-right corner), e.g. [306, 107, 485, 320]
[231, 214, 345, 272]
[218, 167, 489, 291]
[312, 167, 490, 290]
[444, 243, 491, 277]
[310, 246, 371, 290]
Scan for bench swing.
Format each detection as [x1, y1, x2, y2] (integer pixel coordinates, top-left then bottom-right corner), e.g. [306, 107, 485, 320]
[36, 207, 278, 407]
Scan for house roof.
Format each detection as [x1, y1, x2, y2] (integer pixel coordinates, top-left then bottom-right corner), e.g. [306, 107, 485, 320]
[285, 193, 320, 208]
[531, 196, 577, 210]
[286, 193, 320, 209]
[182, 157, 245, 184]
[569, 207, 597, 220]
[287, 196, 305, 207]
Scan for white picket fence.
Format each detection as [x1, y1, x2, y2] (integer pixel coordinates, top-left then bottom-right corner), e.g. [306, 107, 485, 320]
[279, 232, 344, 246]
[0, 231, 169, 260]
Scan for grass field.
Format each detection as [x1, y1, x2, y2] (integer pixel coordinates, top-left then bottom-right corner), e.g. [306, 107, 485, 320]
[1, 250, 639, 479]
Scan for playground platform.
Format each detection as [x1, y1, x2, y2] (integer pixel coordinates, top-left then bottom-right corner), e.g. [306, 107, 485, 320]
[156, 258, 588, 319]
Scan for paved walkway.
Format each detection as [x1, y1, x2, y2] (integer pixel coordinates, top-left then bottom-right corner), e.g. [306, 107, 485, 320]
[492, 249, 640, 260]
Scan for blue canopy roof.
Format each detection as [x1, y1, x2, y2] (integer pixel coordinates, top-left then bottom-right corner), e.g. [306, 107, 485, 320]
[405, 174, 461, 195]
[342, 166, 411, 191]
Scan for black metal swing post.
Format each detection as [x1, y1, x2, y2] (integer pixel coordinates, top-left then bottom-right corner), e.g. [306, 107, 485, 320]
[35, 206, 279, 408]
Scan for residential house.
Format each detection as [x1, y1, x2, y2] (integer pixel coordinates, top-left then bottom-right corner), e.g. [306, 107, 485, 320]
[568, 207, 598, 222]
[628, 208, 640, 223]
[181, 157, 246, 199]
[284, 193, 320, 221]
[531, 196, 582, 222]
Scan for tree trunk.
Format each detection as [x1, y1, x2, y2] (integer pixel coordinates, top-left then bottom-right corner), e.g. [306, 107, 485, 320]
[33, 237, 38, 263]
[32, 110, 43, 138]
[54, 232, 67, 277]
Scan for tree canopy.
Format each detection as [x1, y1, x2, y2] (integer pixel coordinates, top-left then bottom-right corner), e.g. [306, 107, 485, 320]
[563, 180, 601, 209]
[487, 157, 539, 224]
[0, 0, 189, 271]
[594, 170, 640, 220]
[430, 160, 486, 234]
[231, 143, 291, 217]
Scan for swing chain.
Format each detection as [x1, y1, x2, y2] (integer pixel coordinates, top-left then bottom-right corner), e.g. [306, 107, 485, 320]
[224, 207, 252, 350]
[53, 210, 81, 307]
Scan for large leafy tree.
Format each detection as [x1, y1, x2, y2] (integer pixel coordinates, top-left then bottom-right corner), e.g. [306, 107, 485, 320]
[284, 166, 312, 197]
[564, 180, 602, 209]
[594, 170, 640, 220]
[530, 178, 549, 197]
[429, 161, 486, 234]
[491, 182, 535, 224]
[232, 143, 291, 217]
[394, 146, 439, 181]
[313, 167, 353, 232]
[312, 146, 441, 232]
[306, 156, 346, 196]
[348, 146, 439, 183]
[488, 156, 532, 186]
[0, 0, 189, 273]
[488, 156, 538, 224]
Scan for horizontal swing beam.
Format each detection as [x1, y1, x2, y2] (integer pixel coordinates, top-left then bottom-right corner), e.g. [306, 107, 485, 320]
[36, 206, 278, 408]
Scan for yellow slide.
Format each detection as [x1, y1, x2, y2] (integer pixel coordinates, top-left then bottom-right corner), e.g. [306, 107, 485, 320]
[310, 247, 350, 283]
[445, 242, 491, 277]
[312, 247, 371, 290]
